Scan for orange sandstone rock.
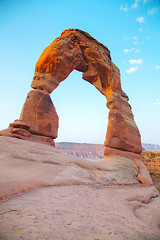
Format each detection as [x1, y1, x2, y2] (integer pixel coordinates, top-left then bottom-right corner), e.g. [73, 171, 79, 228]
[0, 29, 142, 153]
[32, 29, 142, 153]
[141, 151, 160, 172]
[20, 90, 58, 139]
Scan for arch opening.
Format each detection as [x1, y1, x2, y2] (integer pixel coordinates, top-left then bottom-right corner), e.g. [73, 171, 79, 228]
[51, 70, 108, 144]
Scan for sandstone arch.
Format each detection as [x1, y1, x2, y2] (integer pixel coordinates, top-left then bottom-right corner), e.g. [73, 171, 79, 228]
[31, 29, 142, 153]
[1, 29, 142, 153]
[1, 29, 152, 185]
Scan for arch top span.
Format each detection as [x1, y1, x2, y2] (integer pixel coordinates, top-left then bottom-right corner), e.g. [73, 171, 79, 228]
[31, 28, 126, 99]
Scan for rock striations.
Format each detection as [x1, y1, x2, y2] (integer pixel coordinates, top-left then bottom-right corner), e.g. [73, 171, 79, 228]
[0, 29, 152, 185]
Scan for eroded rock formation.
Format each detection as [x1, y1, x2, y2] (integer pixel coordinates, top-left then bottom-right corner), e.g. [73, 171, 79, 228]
[0, 29, 152, 185]
[20, 90, 58, 139]
[32, 28, 142, 153]
[141, 151, 160, 172]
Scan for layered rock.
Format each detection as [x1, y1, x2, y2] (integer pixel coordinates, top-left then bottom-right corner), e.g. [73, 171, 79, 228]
[0, 120, 55, 147]
[20, 90, 58, 139]
[104, 89, 142, 153]
[0, 89, 58, 146]
[141, 151, 160, 172]
[31, 28, 142, 153]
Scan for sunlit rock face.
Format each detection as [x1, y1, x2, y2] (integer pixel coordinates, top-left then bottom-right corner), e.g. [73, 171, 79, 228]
[20, 90, 58, 139]
[32, 28, 142, 154]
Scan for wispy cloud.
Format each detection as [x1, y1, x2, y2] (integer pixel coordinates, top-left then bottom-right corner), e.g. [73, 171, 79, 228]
[129, 59, 143, 64]
[120, 5, 129, 12]
[143, 0, 150, 4]
[133, 41, 138, 45]
[146, 36, 152, 40]
[124, 48, 134, 53]
[132, 36, 138, 40]
[148, 7, 159, 15]
[139, 28, 143, 31]
[136, 17, 145, 23]
[153, 99, 160, 105]
[156, 66, 160, 69]
[135, 49, 141, 53]
[125, 66, 139, 73]
[132, 0, 139, 9]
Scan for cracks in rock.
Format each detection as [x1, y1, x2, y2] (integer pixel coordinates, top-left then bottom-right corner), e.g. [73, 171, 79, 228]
[0, 209, 21, 215]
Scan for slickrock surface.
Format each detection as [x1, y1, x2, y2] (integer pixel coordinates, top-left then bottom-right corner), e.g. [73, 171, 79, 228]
[0, 136, 160, 240]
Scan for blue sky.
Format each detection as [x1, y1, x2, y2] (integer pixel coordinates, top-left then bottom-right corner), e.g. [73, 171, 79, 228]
[0, 0, 160, 144]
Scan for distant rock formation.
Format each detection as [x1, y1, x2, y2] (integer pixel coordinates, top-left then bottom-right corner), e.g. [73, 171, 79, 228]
[141, 151, 160, 172]
[56, 142, 160, 160]
[55, 142, 105, 159]
[0, 29, 152, 185]
[142, 144, 160, 152]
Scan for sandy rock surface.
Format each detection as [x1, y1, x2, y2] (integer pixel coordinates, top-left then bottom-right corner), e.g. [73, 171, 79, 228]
[0, 136, 160, 240]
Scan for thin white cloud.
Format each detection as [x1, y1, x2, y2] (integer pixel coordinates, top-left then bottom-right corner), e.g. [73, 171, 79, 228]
[153, 99, 160, 105]
[133, 41, 138, 45]
[129, 59, 143, 64]
[135, 49, 141, 53]
[143, 0, 153, 3]
[124, 48, 135, 53]
[139, 28, 143, 31]
[125, 66, 139, 73]
[148, 7, 159, 15]
[146, 36, 152, 40]
[124, 36, 128, 40]
[132, 36, 138, 40]
[120, 5, 129, 12]
[132, 0, 139, 9]
[156, 66, 160, 69]
[136, 17, 145, 23]
[143, 0, 150, 4]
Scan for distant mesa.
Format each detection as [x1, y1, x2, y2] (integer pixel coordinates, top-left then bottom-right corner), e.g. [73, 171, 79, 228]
[0, 29, 152, 185]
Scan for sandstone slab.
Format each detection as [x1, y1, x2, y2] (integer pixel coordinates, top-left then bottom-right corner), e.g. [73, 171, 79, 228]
[0, 136, 160, 240]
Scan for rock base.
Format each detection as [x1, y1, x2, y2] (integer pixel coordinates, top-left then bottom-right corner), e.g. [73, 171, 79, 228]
[104, 147, 153, 185]
[0, 120, 55, 147]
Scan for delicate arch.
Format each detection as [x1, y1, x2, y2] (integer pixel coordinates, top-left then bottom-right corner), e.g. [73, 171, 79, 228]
[0, 29, 142, 154]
